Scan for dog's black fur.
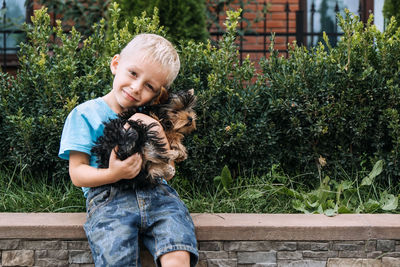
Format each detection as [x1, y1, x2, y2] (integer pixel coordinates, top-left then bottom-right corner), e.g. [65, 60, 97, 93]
[90, 116, 170, 187]
[91, 90, 196, 187]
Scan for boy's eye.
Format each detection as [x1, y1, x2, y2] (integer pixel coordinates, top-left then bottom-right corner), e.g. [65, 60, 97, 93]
[146, 83, 155, 91]
[130, 71, 137, 77]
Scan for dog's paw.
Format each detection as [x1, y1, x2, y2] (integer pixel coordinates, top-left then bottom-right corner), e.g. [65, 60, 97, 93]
[166, 164, 176, 178]
[168, 150, 180, 161]
[173, 149, 188, 162]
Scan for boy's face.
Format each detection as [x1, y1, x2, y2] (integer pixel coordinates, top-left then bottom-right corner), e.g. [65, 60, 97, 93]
[109, 49, 168, 112]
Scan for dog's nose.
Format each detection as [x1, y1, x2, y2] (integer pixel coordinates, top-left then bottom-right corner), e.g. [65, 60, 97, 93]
[187, 116, 193, 123]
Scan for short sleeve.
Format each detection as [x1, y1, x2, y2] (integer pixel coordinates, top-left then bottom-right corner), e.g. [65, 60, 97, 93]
[58, 108, 95, 160]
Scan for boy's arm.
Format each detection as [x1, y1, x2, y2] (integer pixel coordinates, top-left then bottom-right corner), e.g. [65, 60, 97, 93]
[69, 149, 142, 187]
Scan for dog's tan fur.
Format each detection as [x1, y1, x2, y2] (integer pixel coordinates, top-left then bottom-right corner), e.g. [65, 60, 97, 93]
[142, 89, 197, 181]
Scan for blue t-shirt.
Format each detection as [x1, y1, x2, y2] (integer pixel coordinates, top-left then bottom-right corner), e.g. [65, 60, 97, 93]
[58, 97, 117, 197]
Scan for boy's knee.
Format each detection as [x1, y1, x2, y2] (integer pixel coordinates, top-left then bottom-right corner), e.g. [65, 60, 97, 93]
[159, 250, 190, 267]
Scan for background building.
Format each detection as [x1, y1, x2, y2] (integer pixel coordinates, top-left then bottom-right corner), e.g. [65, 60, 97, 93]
[0, 0, 386, 73]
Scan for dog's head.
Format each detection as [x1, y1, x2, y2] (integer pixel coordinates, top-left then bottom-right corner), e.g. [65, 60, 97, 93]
[160, 89, 197, 134]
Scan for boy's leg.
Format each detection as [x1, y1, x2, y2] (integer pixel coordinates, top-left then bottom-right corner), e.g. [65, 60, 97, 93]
[159, 251, 191, 267]
[139, 183, 199, 267]
[84, 184, 142, 266]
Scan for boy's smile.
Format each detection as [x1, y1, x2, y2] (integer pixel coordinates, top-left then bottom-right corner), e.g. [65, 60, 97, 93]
[104, 49, 168, 114]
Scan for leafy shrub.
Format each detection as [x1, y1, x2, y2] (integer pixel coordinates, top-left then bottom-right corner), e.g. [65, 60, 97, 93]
[0, 6, 399, 190]
[29, 0, 111, 37]
[175, 10, 276, 184]
[259, 12, 400, 184]
[206, 0, 268, 33]
[175, 11, 397, 187]
[287, 160, 398, 215]
[115, 0, 208, 44]
[383, 0, 400, 26]
[0, 3, 166, 179]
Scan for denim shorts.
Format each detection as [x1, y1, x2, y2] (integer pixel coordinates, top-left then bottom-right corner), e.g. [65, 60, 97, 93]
[83, 180, 198, 267]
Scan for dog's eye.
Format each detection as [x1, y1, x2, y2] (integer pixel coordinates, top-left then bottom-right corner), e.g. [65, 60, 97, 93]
[185, 117, 193, 126]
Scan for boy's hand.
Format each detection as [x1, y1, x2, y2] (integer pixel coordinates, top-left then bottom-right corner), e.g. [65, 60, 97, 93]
[108, 147, 142, 181]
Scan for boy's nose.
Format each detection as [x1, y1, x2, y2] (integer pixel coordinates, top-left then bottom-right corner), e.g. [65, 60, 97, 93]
[130, 81, 143, 94]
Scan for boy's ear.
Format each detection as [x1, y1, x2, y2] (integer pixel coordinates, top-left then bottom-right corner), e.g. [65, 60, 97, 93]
[110, 55, 120, 75]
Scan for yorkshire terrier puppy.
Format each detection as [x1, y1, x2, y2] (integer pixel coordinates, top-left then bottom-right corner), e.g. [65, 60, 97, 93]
[147, 88, 197, 162]
[91, 89, 196, 186]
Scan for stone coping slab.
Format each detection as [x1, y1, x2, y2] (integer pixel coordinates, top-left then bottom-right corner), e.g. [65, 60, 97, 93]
[0, 213, 399, 241]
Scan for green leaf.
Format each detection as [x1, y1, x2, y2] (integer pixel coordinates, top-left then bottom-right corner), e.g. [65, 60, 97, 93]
[361, 160, 384, 186]
[292, 199, 310, 213]
[337, 205, 353, 214]
[280, 187, 304, 200]
[240, 188, 264, 200]
[220, 165, 233, 190]
[340, 180, 353, 190]
[324, 208, 337, 217]
[213, 176, 221, 186]
[379, 191, 398, 211]
[317, 204, 324, 214]
[306, 200, 320, 208]
[363, 199, 380, 213]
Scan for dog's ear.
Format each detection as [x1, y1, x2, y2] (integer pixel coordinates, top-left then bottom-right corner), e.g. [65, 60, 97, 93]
[159, 86, 169, 103]
[151, 86, 169, 105]
[188, 89, 197, 106]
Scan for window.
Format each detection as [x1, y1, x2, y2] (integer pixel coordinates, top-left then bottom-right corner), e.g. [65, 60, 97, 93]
[301, 0, 381, 48]
[374, 0, 384, 31]
[0, 0, 28, 71]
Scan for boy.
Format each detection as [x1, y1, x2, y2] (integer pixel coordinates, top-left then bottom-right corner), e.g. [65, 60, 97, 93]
[59, 33, 198, 266]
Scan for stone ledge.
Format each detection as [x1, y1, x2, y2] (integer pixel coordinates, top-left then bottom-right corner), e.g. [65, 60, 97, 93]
[1, 213, 400, 241]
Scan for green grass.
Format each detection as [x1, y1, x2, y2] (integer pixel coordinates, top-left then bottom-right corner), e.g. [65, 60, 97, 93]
[170, 174, 297, 213]
[1, 167, 297, 213]
[0, 167, 85, 212]
[1, 162, 399, 214]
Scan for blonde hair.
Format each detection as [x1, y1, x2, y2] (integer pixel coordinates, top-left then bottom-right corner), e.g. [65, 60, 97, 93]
[120, 33, 180, 88]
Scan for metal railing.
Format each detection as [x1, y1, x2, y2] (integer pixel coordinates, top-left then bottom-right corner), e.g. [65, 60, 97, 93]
[209, 0, 366, 61]
[0, 0, 368, 72]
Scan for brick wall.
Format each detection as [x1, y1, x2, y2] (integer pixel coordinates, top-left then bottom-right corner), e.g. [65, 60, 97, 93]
[28, 0, 299, 66]
[2, 238, 400, 266]
[1, 213, 400, 266]
[242, 0, 299, 59]
[209, 0, 300, 62]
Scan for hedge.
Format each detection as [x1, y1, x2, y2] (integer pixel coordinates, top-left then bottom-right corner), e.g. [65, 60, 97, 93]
[115, 0, 208, 44]
[0, 6, 398, 188]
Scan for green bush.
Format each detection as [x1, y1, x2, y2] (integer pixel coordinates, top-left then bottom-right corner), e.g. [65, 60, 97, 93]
[0, 3, 166, 179]
[175, 10, 275, 184]
[176, 10, 400, 187]
[33, 0, 208, 44]
[383, 0, 400, 27]
[0, 6, 399, 189]
[259, 12, 400, 183]
[28, 0, 111, 37]
[115, 0, 208, 44]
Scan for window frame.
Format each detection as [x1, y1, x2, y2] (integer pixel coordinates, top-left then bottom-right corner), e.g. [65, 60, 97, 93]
[0, 0, 33, 72]
[298, 0, 374, 48]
